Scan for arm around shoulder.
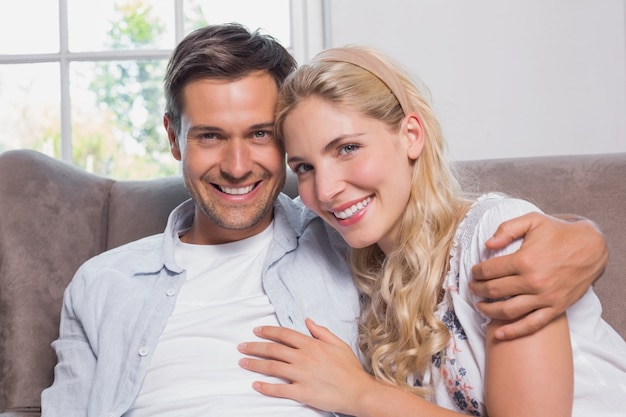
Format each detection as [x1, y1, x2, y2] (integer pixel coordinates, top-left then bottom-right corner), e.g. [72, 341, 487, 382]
[471, 211, 608, 340]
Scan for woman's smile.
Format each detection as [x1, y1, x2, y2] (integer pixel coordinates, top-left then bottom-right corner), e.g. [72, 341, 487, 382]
[331, 196, 373, 220]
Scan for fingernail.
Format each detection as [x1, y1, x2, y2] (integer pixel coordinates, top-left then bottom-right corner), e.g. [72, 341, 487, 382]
[239, 358, 249, 367]
[253, 326, 262, 335]
[237, 342, 247, 351]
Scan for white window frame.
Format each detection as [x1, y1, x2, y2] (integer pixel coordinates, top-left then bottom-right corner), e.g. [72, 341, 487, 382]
[0, 0, 324, 165]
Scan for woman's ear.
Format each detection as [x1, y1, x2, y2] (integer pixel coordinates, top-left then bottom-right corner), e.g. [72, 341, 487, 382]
[403, 112, 425, 160]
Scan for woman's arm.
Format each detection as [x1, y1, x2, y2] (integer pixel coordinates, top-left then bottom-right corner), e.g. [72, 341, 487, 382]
[473, 200, 575, 416]
[239, 319, 465, 417]
[470, 212, 607, 340]
[485, 314, 574, 417]
[240, 317, 573, 417]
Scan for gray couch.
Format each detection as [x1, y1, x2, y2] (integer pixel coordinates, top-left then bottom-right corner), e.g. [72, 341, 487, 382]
[0, 149, 624, 415]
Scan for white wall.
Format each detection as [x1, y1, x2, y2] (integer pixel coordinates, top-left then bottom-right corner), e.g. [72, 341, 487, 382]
[322, 0, 626, 161]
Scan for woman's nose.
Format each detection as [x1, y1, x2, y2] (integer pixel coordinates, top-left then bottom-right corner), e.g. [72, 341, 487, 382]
[314, 167, 345, 203]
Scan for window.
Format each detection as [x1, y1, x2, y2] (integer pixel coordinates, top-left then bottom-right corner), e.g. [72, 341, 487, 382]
[0, 0, 322, 179]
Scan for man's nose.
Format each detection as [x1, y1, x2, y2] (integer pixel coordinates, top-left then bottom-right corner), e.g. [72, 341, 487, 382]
[220, 139, 252, 179]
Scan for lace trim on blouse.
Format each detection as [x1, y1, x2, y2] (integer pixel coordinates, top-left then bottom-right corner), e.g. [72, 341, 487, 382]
[413, 193, 505, 416]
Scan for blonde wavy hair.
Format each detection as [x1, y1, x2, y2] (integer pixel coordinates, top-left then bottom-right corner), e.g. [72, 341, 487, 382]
[275, 46, 469, 396]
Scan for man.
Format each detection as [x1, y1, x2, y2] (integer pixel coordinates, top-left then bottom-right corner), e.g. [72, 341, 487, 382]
[41, 23, 607, 416]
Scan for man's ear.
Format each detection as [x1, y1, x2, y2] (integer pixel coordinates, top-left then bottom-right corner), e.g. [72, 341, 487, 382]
[164, 113, 182, 161]
[403, 112, 425, 160]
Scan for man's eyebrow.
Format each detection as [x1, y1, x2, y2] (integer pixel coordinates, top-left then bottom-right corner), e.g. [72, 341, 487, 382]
[187, 122, 275, 134]
[187, 124, 224, 134]
[249, 122, 275, 130]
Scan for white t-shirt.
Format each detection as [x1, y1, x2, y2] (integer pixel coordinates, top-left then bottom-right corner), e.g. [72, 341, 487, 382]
[125, 223, 330, 416]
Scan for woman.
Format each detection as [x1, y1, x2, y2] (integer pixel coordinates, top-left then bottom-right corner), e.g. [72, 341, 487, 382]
[238, 46, 626, 416]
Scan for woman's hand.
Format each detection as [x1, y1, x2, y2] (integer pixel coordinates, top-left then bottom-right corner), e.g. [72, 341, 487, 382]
[238, 318, 377, 415]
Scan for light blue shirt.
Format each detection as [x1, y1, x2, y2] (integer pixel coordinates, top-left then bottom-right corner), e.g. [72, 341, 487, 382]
[41, 194, 360, 417]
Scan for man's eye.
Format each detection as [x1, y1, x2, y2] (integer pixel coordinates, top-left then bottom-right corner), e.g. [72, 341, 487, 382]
[253, 131, 270, 139]
[338, 143, 359, 155]
[200, 133, 217, 140]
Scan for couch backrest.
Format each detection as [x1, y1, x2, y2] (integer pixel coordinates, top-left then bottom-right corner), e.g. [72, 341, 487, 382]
[0, 151, 113, 414]
[0, 149, 624, 415]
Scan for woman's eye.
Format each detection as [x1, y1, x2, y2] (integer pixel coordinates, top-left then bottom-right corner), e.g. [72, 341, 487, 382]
[292, 163, 313, 174]
[338, 143, 359, 155]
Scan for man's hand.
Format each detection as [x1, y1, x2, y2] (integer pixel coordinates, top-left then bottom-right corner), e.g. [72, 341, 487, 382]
[470, 212, 607, 340]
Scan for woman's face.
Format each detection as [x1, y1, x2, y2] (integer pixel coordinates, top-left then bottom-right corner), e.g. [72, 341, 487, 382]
[283, 97, 424, 254]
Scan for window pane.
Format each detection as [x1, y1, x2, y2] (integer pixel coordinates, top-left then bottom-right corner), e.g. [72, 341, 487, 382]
[68, 0, 176, 52]
[0, 1, 58, 54]
[184, 0, 291, 47]
[70, 60, 178, 180]
[0, 64, 60, 155]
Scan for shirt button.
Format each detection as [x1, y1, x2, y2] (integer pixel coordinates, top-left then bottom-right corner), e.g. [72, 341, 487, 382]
[138, 347, 149, 357]
[166, 288, 176, 296]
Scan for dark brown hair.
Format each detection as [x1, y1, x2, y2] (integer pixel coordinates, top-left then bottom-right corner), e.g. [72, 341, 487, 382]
[164, 23, 297, 135]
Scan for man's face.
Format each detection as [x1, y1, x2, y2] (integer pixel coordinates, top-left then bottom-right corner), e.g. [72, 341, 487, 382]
[166, 71, 285, 244]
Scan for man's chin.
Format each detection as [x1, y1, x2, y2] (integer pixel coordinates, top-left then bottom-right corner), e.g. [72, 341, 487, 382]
[207, 207, 273, 230]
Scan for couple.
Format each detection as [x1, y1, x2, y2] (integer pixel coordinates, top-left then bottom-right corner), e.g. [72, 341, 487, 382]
[42, 23, 624, 416]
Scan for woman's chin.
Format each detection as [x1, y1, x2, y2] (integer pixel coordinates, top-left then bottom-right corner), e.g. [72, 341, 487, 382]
[343, 235, 377, 250]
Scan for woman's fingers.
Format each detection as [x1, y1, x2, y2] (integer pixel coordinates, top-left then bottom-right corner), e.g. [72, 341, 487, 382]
[251, 325, 311, 348]
[305, 318, 346, 346]
[237, 326, 317, 378]
[238, 355, 301, 382]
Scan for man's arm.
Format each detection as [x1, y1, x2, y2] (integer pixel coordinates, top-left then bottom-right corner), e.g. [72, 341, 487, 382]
[470, 212, 607, 340]
[40, 275, 96, 415]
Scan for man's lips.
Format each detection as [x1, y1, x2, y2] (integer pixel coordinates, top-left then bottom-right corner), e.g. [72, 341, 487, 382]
[217, 184, 255, 195]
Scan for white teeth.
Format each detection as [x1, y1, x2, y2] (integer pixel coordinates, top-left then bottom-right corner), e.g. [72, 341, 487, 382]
[333, 197, 372, 220]
[220, 185, 254, 195]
